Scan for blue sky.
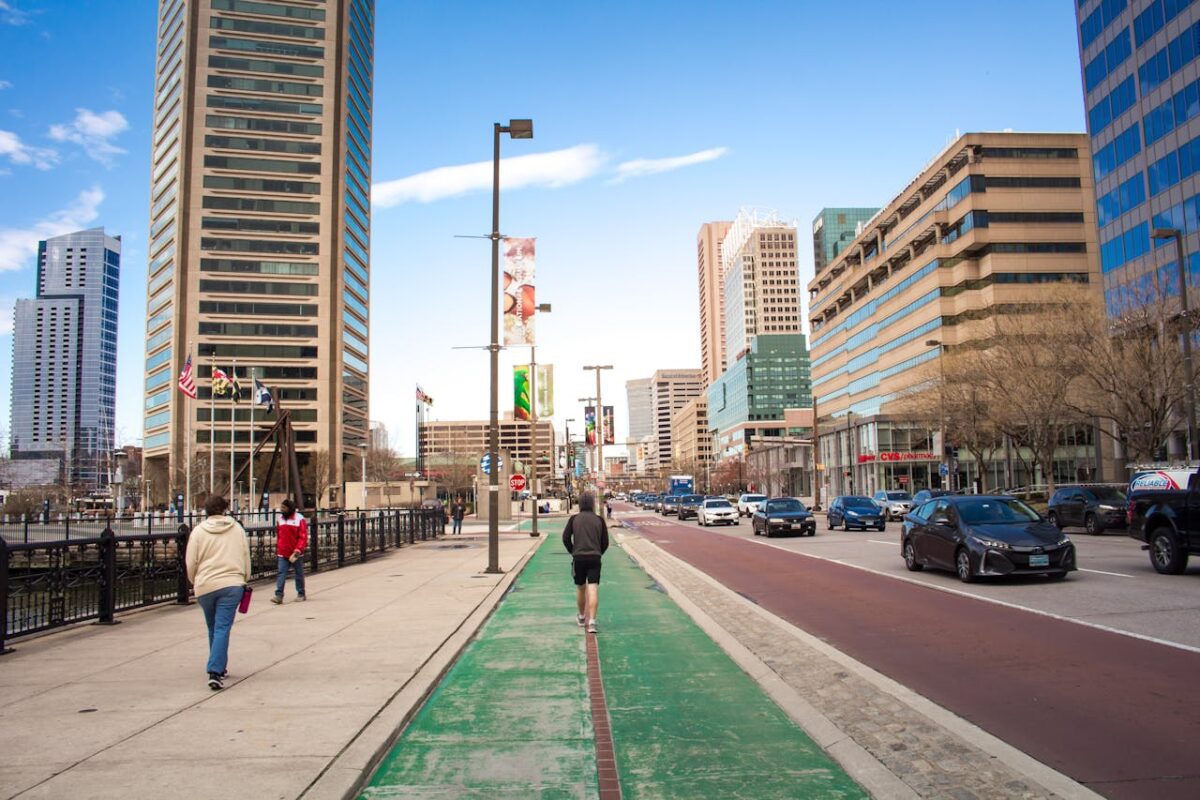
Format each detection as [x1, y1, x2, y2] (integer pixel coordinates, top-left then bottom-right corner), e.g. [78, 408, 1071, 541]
[0, 0, 1087, 457]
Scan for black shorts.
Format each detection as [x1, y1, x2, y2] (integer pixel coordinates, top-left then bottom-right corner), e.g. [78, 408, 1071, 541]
[571, 556, 602, 586]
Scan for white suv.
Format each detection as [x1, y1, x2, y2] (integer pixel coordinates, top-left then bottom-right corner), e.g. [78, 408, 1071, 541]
[737, 493, 767, 517]
[698, 498, 739, 526]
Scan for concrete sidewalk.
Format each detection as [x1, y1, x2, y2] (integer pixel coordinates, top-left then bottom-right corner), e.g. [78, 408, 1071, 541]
[0, 532, 541, 800]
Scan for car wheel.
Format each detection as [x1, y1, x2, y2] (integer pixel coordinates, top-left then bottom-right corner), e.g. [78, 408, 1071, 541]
[956, 548, 975, 583]
[1084, 513, 1101, 536]
[1048, 512, 1061, 530]
[1150, 526, 1189, 574]
[765, 527, 773, 538]
[876, 523, 886, 532]
[903, 540, 923, 571]
[826, 515, 833, 530]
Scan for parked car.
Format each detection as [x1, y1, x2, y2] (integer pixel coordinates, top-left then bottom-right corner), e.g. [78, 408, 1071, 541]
[752, 498, 816, 537]
[653, 495, 667, 512]
[698, 497, 738, 526]
[737, 493, 768, 517]
[901, 495, 1075, 582]
[661, 495, 682, 516]
[1126, 471, 1200, 573]
[872, 490, 914, 521]
[677, 494, 704, 520]
[1047, 484, 1127, 535]
[910, 488, 957, 506]
[828, 495, 886, 531]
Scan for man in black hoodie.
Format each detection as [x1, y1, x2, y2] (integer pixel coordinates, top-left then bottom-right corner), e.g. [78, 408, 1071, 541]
[562, 492, 609, 634]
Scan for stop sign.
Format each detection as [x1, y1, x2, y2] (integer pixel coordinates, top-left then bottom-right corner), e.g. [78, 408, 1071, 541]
[509, 474, 527, 491]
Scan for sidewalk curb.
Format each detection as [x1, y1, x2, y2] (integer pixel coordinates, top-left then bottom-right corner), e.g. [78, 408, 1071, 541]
[299, 537, 545, 800]
[618, 533, 1103, 800]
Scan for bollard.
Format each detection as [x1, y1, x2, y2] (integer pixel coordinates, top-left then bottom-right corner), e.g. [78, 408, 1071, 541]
[175, 524, 191, 604]
[359, 513, 367, 563]
[98, 527, 118, 625]
[336, 513, 346, 568]
[0, 538, 11, 654]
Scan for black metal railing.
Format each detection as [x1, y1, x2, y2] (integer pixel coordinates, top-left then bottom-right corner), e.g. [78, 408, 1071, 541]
[0, 508, 445, 653]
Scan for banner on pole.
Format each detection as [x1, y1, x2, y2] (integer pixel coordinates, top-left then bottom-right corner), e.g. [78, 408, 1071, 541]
[503, 237, 536, 346]
[603, 406, 615, 445]
[537, 364, 554, 418]
[584, 406, 596, 446]
[513, 366, 531, 421]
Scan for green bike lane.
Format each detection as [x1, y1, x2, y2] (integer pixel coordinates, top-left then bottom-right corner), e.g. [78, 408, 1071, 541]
[361, 533, 864, 799]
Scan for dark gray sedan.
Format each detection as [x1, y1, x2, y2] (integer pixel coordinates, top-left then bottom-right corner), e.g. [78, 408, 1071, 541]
[901, 495, 1076, 583]
[752, 498, 816, 537]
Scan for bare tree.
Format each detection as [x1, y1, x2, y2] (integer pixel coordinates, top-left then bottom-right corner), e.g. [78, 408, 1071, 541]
[304, 448, 334, 509]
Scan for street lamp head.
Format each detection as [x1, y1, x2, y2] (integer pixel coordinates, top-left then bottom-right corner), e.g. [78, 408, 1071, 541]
[1152, 227, 1182, 240]
[537, 303, 552, 313]
[506, 119, 534, 139]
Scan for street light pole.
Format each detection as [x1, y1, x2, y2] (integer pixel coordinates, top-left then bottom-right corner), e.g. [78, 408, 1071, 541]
[1152, 227, 1199, 462]
[487, 119, 533, 574]
[925, 338, 948, 490]
[582, 365, 613, 489]
[360, 444, 368, 510]
[564, 418, 575, 509]
[529, 303, 551, 538]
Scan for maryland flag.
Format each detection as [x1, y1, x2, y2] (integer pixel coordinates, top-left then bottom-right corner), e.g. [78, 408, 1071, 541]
[211, 367, 232, 398]
[230, 368, 242, 404]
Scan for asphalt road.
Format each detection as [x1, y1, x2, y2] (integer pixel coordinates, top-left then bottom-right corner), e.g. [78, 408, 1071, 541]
[616, 503, 1200, 800]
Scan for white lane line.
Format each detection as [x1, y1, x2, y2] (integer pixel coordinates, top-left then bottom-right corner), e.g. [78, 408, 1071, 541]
[742, 537, 1200, 655]
[867, 540, 894, 546]
[1078, 567, 1135, 578]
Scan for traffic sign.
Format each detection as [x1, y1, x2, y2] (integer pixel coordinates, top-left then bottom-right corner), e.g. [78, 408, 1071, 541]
[480, 454, 505, 475]
[509, 474, 527, 491]
[938, 463, 949, 477]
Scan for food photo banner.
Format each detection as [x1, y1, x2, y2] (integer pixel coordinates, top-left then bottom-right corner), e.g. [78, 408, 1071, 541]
[503, 237, 536, 346]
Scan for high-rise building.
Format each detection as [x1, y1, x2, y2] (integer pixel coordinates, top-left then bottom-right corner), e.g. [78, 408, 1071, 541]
[141, 0, 374, 504]
[697, 221, 732, 386]
[812, 208, 879, 275]
[625, 377, 653, 469]
[670, 396, 712, 474]
[369, 420, 388, 451]
[807, 132, 1102, 497]
[10, 228, 121, 490]
[722, 209, 801, 363]
[1075, 1, 1200, 313]
[418, 417, 555, 468]
[650, 369, 704, 469]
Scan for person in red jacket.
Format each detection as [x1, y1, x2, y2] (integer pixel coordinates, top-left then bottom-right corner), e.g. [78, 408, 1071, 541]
[271, 498, 308, 604]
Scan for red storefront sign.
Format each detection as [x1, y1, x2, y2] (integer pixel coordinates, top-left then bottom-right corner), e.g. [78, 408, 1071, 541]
[857, 452, 936, 464]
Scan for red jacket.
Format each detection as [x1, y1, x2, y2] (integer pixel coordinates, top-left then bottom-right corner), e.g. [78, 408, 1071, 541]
[276, 514, 309, 558]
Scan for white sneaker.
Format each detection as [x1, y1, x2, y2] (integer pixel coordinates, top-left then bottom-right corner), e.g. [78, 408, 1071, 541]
[586, 619, 597, 634]
[576, 614, 586, 627]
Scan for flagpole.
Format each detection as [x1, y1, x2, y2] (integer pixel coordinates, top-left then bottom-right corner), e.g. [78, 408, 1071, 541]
[229, 360, 236, 507]
[249, 367, 255, 516]
[210, 355, 216, 495]
[185, 341, 192, 515]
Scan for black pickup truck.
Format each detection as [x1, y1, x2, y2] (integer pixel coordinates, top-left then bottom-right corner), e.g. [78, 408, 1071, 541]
[1127, 472, 1200, 573]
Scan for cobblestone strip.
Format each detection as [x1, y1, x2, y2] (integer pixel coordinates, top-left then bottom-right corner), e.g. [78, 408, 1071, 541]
[623, 536, 1089, 800]
[586, 632, 622, 800]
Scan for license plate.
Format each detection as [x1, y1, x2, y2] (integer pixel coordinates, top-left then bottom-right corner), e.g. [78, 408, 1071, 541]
[1029, 554, 1050, 567]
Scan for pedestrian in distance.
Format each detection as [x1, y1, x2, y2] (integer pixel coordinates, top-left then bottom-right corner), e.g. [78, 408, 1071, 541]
[451, 495, 466, 535]
[605, 498, 613, 520]
[271, 498, 308, 604]
[562, 492, 609, 634]
[185, 494, 251, 691]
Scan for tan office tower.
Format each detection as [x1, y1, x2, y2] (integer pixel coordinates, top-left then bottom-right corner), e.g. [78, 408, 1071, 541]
[142, 0, 374, 507]
[722, 209, 800, 362]
[697, 221, 731, 386]
[651, 368, 704, 470]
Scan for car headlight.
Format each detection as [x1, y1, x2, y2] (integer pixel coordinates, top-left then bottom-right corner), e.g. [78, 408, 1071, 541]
[845, 510, 859, 517]
[1057, 535, 1071, 546]
[769, 517, 784, 523]
[969, 534, 1010, 550]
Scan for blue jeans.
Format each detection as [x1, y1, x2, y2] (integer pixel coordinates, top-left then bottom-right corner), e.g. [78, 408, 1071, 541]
[275, 555, 306, 597]
[452, 518, 462, 534]
[197, 585, 244, 676]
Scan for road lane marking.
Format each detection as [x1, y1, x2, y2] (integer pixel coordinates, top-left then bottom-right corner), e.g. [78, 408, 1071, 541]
[1078, 567, 1135, 578]
[736, 537, 1200, 655]
[867, 540, 893, 546]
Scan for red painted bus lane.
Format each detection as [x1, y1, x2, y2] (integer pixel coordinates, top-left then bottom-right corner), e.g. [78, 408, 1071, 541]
[622, 512, 1200, 799]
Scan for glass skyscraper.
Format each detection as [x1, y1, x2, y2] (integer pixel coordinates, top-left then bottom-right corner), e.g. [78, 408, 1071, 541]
[1076, 0, 1200, 313]
[10, 228, 121, 490]
[812, 208, 879, 275]
[142, 0, 374, 505]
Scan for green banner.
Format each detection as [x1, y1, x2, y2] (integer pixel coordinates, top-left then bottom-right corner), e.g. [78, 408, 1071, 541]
[514, 365, 531, 421]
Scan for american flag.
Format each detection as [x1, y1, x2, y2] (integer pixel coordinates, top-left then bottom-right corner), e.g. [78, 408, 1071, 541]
[178, 353, 197, 398]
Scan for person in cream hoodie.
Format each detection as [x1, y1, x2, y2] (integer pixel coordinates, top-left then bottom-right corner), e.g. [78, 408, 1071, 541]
[185, 494, 252, 691]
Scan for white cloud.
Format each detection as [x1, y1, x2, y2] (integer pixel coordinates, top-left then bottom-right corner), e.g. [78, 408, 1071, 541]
[49, 108, 129, 166]
[0, 186, 105, 272]
[373, 144, 605, 207]
[0, 80, 12, 90]
[0, 128, 56, 169]
[0, 297, 14, 335]
[0, 1, 30, 25]
[611, 146, 729, 183]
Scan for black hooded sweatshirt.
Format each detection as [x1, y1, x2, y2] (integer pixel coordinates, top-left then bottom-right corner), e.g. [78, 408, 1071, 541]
[562, 510, 609, 559]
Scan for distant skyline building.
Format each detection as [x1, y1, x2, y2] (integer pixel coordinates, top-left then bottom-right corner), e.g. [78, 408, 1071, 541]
[722, 209, 801, 363]
[141, 0, 375, 506]
[418, 417, 555, 468]
[670, 396, 712, 474]
[369, 420, 388, 451]
[1075, 0, 1200, 314]
[812, 208, 879, 275]
[696, 220, 732, 387]
[650, 368, 704, 469]
[625, 376, 653, 468]
[10, 228, 121, 490]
